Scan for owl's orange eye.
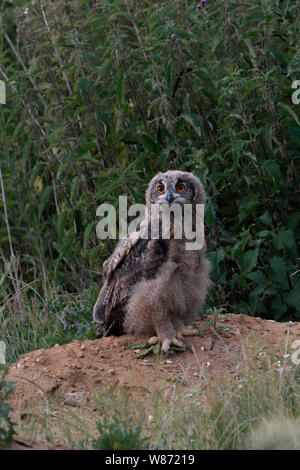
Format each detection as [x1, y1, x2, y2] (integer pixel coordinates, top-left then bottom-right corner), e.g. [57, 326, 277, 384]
[157, 184, 165, 194]
[176, 182, 186, 192]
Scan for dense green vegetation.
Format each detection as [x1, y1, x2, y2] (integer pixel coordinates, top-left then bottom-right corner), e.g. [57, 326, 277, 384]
[0, 367, 15, 448]
[0, 0, 299, 362]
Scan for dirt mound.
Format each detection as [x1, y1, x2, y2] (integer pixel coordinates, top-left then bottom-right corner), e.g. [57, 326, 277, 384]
[6, 313, 300, 416]
[4, 437, 73, 450]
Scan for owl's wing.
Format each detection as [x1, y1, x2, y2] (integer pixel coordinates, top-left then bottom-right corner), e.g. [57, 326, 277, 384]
[102, 216, 149, 278]
[93, 233, 169, 336]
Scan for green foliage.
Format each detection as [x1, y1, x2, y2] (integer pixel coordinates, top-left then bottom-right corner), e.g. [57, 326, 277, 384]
[0, 0, 299, 327]
[1, 286, 98, 364]
[0, 367, 15, 448]
[92, 417, 149, 450]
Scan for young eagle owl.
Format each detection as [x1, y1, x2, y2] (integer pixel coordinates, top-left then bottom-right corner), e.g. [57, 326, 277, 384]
[93, 170, 211, 353]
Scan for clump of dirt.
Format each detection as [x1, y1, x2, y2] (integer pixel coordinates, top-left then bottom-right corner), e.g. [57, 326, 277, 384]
[6, 314, 300, 415]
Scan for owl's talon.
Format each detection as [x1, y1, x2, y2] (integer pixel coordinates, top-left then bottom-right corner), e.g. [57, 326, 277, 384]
[183, 342, 193, 352]
[166, 348, 176, 357]
[147, 336, 159, 346]
[179, 326, 200, 337]
[175, 337, 192, 352]
[162, 337, 184, 353]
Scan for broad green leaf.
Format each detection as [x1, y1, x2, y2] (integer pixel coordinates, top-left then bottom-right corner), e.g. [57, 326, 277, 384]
[243, 249, 259, 274]
[181, 114, 202, 138]
[278, 103, 300, 126]
[140, 133, 161, 154]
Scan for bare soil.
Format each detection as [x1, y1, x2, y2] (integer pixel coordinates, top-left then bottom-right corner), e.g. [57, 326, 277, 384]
[6, 313, 300, 418]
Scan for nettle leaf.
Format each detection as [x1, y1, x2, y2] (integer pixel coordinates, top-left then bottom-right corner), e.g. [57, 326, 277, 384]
[272, 229, 297, 257]
[247, 270, 267, 285]
[257, 230, 272, 238]
[242, 249, 259, 274]
[205, 204, 216, 228]
[249, 285, 265, 299]
[181, 114, 202, 138]
[287, 212, 300, 231]
[232, 140, 245, 166]
[278, 103, 300, 126]
[249, 296, 266, 315]
[270, 256, 288, 285]
[239, 194, 259, 222]
[206, 250, 226, 280]
[140, 133, 162, 154]
[287, 289, 300, 311]
[288, 127, 300, 149]
[262, 160, 281, 184]
[231, 235, 249, 262]
[272, 296, 287, 321]
[216, 247, 226, 262]
[258, 212, 273, 226]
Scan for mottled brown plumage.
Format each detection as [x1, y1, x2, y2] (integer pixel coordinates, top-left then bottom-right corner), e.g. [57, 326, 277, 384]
[93, 170, 211, 353]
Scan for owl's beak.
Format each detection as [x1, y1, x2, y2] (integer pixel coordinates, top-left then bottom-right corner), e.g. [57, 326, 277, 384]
[167, 191, 174, 204]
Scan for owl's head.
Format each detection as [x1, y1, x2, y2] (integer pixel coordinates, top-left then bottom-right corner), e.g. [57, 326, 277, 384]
[146, 170, 206, 211]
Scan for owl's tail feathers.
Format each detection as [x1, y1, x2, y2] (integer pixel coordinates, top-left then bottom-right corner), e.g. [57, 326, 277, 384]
[93, 301, 106, 323]
[93, 293, 125, 337]
[93, 280, 114, 323]
[93, 304, 125, 337]
[92, 301, 108, 337]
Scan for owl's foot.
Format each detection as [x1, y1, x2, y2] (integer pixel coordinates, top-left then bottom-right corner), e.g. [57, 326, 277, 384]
[180, 325, 200, 337]
[175, 326, 198, 351]
[161, 337, 186, 354]
[146, 336, 188, 354]
[147, 336, 159, 346]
